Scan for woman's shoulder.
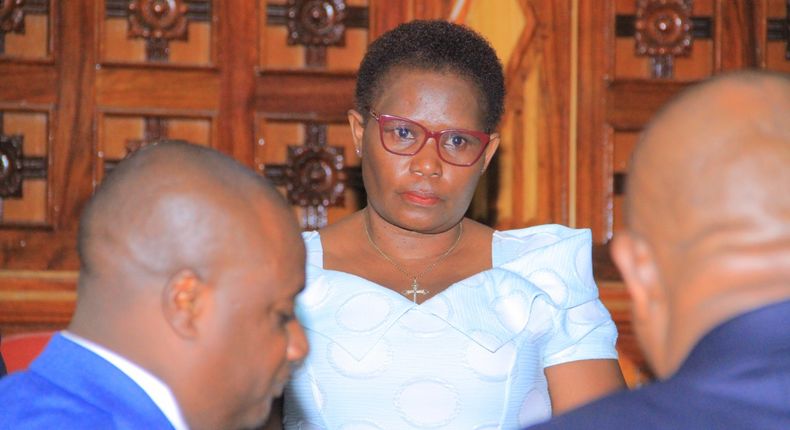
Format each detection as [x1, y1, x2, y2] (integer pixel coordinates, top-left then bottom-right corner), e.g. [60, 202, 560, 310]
[494, 224, 590, 242]
[492, 224, 591, 265]
[490, 224, 596, 308]
[304, 214, 367, 270]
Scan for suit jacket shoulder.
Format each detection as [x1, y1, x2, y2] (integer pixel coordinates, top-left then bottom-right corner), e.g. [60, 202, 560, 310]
[0, 334, 175, 430]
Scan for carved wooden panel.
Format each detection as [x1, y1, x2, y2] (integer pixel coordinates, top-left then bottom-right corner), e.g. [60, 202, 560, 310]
[257, 0, 369, 230]
[0, 1, 435, 345]
[97, 112, 212, 177]
[261, 0, 368, 70]
[614, 0, 714, 79]
[0, 0, 50, 58]
[103, 0, 212, 63]
[580, 0, 760, 247]
[257, 118, 363, 229]
[0, 110, 48, 225]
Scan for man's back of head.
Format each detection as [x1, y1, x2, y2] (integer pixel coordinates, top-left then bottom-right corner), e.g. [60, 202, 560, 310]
[0, 141, 309, 430]
[527, 71, 790, 430]
[612, 71, 790, 378]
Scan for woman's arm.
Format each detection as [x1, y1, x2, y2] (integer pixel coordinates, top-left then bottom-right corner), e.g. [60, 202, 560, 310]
[544, 358, 627, 415]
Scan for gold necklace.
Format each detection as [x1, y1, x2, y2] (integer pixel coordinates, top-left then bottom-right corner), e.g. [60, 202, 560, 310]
[362, 207, 463, 303]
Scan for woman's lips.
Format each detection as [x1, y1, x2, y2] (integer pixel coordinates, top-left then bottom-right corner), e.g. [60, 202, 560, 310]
[401, 191, 441, 206]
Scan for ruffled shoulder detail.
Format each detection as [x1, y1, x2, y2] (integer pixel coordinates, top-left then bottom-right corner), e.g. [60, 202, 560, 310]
[423, 268, 558, 352]
[492, 225, 598, 310]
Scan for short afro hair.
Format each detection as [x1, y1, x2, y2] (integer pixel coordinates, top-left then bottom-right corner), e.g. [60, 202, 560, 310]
[356, 20, 506, 133]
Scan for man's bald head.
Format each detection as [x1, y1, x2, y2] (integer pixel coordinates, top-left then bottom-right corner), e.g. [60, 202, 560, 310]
[70, 141, 308, 430]
[627, 72, 790, 283]
[77, 141, 291, 288]
[613, 71, 790, 378]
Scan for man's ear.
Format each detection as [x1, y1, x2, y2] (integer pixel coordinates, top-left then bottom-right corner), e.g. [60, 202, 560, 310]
[348, 109, 365, 157]
[162, 269, 208, 339]
[611, 232, 663, 322]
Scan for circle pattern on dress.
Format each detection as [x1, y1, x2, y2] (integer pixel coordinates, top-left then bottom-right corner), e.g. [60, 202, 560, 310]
[526, 270, 568, 307]
[422, 294, 454, 319]
[336, 292, 392, 333]
[399, 307, 450, 337]
[301, 273, 332, 309]
[327, 339, 393, 379]
[462, 335, 517, 381]
[492, 290, 531, 334]
[395, 378, 461, 428]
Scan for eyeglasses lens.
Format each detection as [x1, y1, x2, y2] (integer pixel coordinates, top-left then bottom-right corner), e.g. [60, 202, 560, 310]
[380, 117, 484, 166]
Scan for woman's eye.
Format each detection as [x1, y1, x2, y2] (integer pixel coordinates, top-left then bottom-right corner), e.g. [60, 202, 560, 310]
[446, 135, 467, 148]
[394, 127, 413, 139]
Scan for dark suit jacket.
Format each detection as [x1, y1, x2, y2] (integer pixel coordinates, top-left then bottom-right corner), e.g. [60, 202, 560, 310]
[527, 300, 790, 430]
[0, 333, 175, 430]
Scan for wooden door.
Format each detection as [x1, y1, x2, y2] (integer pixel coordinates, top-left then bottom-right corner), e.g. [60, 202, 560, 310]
[0, 0, 459, 336]
[577, 0, 790, 382]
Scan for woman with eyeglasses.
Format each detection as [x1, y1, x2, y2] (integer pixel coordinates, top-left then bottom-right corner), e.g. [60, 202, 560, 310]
[283, 20, 625, 430]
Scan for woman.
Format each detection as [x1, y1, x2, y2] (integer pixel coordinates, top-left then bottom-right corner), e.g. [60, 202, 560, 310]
[284, 20, 625, 429]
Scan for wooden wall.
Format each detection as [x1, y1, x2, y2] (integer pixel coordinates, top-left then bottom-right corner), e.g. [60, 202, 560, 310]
[1, 0, 790, 386]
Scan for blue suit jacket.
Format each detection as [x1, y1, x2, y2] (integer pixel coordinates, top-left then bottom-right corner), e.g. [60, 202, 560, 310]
[0, 334, 176, 430]
[527, 300, 790, 430]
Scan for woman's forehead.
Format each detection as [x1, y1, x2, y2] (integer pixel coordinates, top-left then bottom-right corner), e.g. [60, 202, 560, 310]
[373, 70, 485, 126]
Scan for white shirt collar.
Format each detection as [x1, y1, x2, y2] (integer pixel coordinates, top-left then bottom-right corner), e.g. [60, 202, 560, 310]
[61, 331, 191, 430]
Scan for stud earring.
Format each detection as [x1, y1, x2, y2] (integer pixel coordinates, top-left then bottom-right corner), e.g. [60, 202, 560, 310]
[356, 149, 361, 156]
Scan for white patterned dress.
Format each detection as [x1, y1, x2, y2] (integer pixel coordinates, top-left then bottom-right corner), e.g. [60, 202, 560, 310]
[283, 225, 619, 430]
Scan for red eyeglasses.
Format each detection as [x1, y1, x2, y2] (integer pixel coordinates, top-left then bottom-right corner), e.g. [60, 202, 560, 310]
[369, 109, 491, 167]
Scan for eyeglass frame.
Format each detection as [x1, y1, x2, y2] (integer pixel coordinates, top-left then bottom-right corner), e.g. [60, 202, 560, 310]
[367, 109, 492, 167]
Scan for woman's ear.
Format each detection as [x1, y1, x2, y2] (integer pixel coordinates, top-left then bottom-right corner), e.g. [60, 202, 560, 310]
[482, 132, 501, 172]
[348, 109, 366, 157]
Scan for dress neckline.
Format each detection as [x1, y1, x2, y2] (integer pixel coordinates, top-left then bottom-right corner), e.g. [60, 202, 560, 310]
[310, 230, 495, 306]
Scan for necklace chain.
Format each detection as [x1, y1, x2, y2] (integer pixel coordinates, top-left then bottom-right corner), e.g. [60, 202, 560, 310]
[362, 207, 463, 302]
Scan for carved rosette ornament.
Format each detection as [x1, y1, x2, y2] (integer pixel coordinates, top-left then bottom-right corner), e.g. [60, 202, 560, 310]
[635, 0, 693, 56]
[0, 135, 24, 198]
[287, 0, 347, 46]
[284, 145, 346, 207]
[128, 0, 189, 40]
[0, 0, 25, 34]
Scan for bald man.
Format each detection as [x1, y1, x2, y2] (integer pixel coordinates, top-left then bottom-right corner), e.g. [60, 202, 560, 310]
[528, 72, 790, 430]
[0, 141, 309, 430]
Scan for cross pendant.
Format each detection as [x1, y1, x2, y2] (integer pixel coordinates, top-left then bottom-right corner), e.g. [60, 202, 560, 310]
[402, 278, 429, 303]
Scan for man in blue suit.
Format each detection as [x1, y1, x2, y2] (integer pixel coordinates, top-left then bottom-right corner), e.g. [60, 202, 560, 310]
[528, 72, 790, 429]
[0, 141, 309, 430]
